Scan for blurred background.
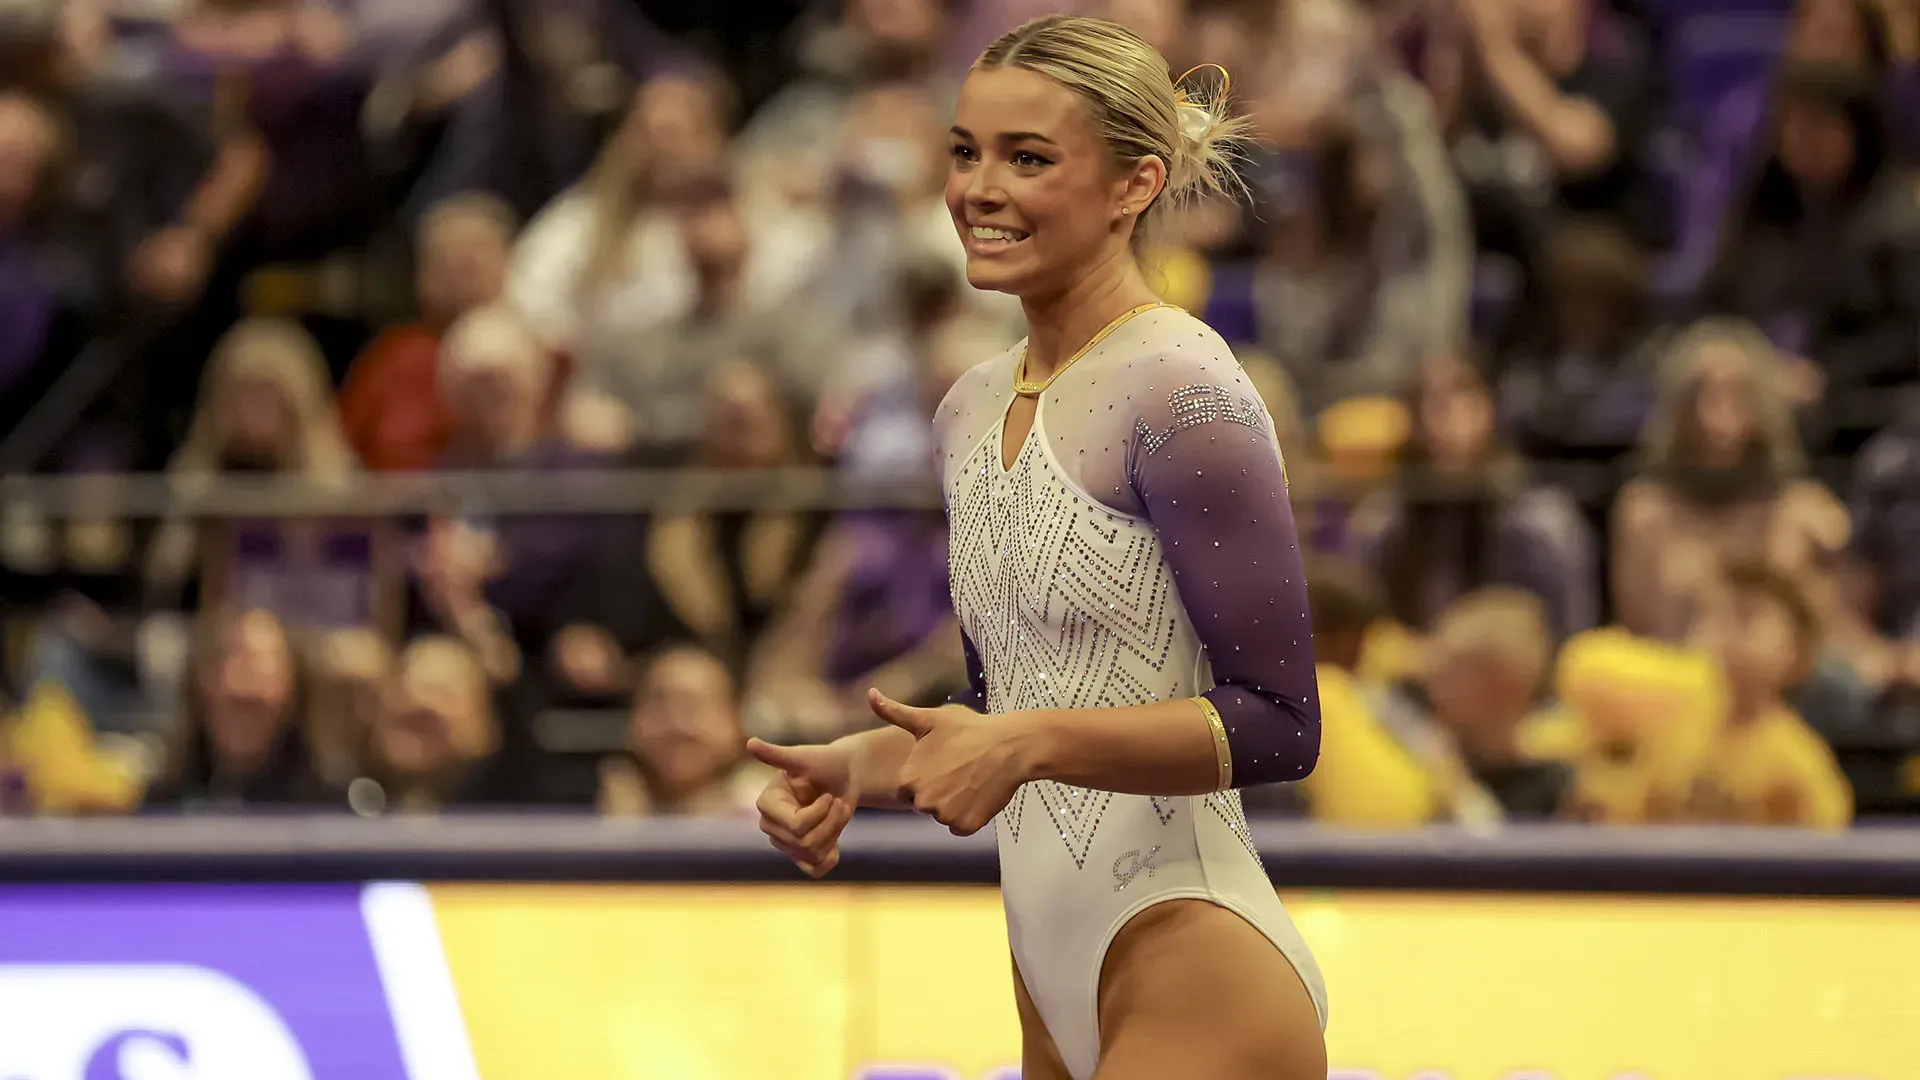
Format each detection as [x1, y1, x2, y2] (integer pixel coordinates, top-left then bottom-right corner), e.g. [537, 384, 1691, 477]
[5, 0, 1920, 830]
[3, 1, 1920, 1077]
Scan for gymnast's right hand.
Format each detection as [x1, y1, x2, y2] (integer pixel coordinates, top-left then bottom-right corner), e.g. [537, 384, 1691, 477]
[747, 739, 857, 878]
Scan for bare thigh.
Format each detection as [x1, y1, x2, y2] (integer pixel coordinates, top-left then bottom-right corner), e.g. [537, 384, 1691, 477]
[1090, 899, 1326, 1080]
[1012, 952, 1073, 1080]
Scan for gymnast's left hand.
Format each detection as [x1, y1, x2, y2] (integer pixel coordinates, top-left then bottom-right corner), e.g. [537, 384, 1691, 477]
[869, 689, 1032, 836]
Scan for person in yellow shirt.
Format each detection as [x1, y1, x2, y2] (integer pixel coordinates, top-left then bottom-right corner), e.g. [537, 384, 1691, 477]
[1411, 588, 1574, 824]
[1270, 564, 1439, 827]
[1674, 562, 1853, 829]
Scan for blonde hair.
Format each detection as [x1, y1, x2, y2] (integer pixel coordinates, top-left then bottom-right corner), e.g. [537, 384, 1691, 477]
[976, 15, 1250, 243]
[1431, 587, 1552, 686]
[1639, 317, 1805, 478]
[169, 318, 356, 481]
[148, 318, 358, 588]
[577, 69, 732, 293]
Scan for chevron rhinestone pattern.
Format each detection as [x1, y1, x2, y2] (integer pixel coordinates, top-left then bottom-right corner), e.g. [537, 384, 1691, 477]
[948, 421, 1201, 865]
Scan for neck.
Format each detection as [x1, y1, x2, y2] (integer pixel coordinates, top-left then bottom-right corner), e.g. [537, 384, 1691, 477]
[1018, 245, 1161, 382]
[1725, 690, 1772, 728]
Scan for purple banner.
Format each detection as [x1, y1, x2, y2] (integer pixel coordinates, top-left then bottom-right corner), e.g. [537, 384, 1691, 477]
[0, 885, 416, 1080]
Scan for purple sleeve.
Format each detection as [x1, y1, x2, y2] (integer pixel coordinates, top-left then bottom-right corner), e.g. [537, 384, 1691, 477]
[949, 631, 989, 712]
[1128, 386, 1321, 787]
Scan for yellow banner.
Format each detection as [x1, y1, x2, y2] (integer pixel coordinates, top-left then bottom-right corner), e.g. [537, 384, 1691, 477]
[427, 885, 1920, 1080]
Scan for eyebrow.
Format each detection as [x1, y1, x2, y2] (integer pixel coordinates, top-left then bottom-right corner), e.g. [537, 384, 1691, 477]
[950, 125, 1061, 148]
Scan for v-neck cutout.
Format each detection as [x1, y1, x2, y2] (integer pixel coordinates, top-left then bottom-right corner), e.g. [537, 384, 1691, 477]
[999, 390, 1039, 474]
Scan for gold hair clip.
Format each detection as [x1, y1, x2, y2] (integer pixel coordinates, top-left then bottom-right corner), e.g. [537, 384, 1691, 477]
[1175, 62, 1233, 100]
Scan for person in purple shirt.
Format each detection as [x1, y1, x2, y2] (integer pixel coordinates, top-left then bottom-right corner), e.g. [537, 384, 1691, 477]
[1704, 60, 1920, 424]
[1681, 0, 1920, 288]
[746, 17, 1326, 1080]
[1357, 349, 1600, 643]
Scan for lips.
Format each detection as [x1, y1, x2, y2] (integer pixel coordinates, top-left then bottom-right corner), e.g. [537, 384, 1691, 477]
[965, 223, 1030, 256]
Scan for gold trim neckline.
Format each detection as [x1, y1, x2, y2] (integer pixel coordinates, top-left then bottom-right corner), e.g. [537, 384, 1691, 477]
[1013, 301, 1173, 397]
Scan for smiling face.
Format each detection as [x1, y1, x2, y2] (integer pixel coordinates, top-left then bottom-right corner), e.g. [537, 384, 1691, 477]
[944, 64, 1164, 298]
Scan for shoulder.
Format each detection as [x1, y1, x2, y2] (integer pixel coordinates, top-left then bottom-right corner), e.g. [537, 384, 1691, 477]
[1506, 486, 1593, 545]
[1763, 707, 1842, 760]
[932, 341, 1020, 459]
[1112, 308, 1265, 416]
[1777, 480, 1850, 549]
[933, 344, 1019, 421]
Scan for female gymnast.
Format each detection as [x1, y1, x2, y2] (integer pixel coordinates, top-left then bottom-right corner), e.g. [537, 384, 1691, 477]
[749, 14, 1328, 1079]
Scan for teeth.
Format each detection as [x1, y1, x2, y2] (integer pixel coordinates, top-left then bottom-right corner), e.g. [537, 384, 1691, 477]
[971, 226, 1028, 241]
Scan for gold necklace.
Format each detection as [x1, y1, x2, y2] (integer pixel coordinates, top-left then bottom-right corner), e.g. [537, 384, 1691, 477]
[1013, 301, 1173, 397]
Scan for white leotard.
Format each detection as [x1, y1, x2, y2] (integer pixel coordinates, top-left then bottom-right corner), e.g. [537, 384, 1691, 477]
[937, 306, 1328, 1079]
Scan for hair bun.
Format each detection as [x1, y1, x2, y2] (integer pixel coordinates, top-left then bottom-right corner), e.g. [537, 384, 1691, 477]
[1176, 101, 1214, 147]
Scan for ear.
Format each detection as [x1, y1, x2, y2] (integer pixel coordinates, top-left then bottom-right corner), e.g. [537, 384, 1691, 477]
[1116, 154, 1168, 221]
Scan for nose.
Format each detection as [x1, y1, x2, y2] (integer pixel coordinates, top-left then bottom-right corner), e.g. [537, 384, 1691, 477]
[964, 159, 1005, 213]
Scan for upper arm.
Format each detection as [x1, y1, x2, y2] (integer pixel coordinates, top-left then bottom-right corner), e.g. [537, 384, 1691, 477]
[1123, 342, 1321, 784]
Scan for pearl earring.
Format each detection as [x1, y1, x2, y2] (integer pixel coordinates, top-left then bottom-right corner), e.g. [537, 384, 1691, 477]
[1122, 208, 1133, 215]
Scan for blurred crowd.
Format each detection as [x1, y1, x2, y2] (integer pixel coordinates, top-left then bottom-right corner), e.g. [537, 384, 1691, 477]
[1, 0, 1919, 829]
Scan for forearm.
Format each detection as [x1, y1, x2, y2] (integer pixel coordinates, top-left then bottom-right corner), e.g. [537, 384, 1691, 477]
[181, 131, 269, 240]
[1012, 699, 1221, 797]
[1476, 38, 1613, 174]
[833, 723, 920, 807]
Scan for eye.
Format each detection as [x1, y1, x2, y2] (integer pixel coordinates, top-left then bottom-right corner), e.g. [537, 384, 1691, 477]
[949, 144, 978, 164]
[1012, 150, 1052, 169]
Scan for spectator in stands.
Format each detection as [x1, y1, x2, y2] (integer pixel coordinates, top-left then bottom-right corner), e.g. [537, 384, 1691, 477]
[1848, 404, 1920, 672]
[337, 192, 517, 471]
[1256, 562, 1439, 826]
[157, 0, 378, 269]
[1209, 114, 1454, 416]
[418, 305, 595, 685]
[1353, 349, 1598, 645]
[1704, 62, 1920, 416]
[1498, 219, 1663, 466]
[350, 635, 506, 813]
[2, 0, 266, 311]
[144, 607, 339, 810]
[559, 170, 837, 457]
[814, 256, 976, 470]
[746, 308, 987, 742]
[646, 359, 826, 688]
[507, 68, 730, 354]
[145, 319, 392, 637]
[1409, 587, 1575, 824]
[396, 0, 687, 225]
[736, 0, 953, 210]
[0, 91, 57, 407]
[1688, 0, 1920, 278]
[819, 69, 975, 328]
[1435, 0, 1657, 341]
[1666, 562, 1854, 828]
[1612, 319, 1849, 645]
[598, 645, 766, 816]
[511, 74, 830, 403]
[1210, 0, 1469, 399]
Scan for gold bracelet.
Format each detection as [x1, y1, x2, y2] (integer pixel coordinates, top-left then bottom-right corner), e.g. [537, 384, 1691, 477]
[1193, 697, 1232, 791]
